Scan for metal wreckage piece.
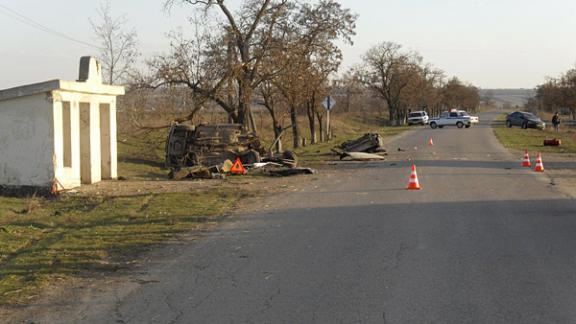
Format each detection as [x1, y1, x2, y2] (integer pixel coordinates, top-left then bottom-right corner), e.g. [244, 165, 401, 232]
[338, 133, 386, 153]
[331, 133, 387, 161]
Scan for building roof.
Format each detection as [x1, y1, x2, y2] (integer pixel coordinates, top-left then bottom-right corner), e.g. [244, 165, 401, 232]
[0, 57, 124, 102]
[0, 79, 125, 101]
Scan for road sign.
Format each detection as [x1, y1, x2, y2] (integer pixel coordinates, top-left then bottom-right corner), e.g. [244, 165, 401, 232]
[322, 96, 336, 140]
[322, 96, 336, 111]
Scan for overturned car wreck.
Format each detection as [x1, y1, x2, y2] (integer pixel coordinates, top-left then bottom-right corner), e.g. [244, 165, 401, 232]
[166, 123, 263, 169]
[165, 123, 299, 178]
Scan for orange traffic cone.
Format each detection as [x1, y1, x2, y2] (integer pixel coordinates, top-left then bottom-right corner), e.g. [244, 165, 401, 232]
[230, 157, 247, 175]
[428, 137, 434, 146]
[534, 153, 545, 172]
[521, 149, 531, 167]
[406, 163, 422, 190]
[50, 180, 59, 195]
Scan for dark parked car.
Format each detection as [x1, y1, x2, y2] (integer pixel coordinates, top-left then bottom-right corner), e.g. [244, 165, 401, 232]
[506, 111, 546, 130]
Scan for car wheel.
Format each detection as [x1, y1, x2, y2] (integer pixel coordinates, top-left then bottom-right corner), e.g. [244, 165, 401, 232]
[506, 120, 512, 128]
[430, 122, 437, 129]
[456, 121, 464, 128]
[239, 150, 261, 165]
[281, 150, 298, 168]
[521, 122, 528, 129]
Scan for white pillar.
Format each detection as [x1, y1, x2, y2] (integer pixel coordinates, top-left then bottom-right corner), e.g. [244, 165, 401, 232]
[89, 100, 102, 183]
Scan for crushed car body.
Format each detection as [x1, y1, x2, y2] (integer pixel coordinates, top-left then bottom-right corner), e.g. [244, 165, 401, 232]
[165, 123, 307, 179]
[165, 123, 263, 171]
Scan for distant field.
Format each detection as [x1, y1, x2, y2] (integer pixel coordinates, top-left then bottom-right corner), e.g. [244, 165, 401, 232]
[480, 89, 535, 108]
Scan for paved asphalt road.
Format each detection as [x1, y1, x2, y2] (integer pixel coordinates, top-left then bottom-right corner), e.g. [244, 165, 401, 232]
[33, 111, 576, 323]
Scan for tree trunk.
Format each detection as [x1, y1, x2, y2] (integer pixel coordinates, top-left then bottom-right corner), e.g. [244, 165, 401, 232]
[388, 105, 397, 126]
[262, 96, 282, 153]
[237, 77, 252, 129]
[247, 106, 257, 135]
[315, 110, 325, 142]
[307, 101, 317, 144]
[237, 88, 246, 126]
[291, 104, 300, 148]
[268, 109, 283, 154]
[274, 123, 283, 154]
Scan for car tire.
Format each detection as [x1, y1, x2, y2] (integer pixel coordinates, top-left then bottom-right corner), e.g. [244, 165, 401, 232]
[457, 121, 464, 128]
[239, 150, 261, 165]
[281, 150, 298, 168]
[430, 122, 438, 129]
[506, 120, 512, 128]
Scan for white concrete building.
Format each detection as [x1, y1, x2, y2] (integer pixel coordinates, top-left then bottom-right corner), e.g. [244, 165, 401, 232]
[0, 57, 124, 191]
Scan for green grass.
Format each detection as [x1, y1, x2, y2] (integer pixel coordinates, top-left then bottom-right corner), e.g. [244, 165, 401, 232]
[493, 114, 576, 154]
[0, 189, 244, 305]
[117, 129, 167, 180]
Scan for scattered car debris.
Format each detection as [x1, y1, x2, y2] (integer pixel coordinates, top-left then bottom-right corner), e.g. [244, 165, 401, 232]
[256, 167, 317, 177]
[249, 162, 283, 168]
[169, 166, 214, 180]
[262, 150, 298, 169]
[339, 152, 386, 161]
[221, 159, 234, 173]
[544, 139, 561, 146]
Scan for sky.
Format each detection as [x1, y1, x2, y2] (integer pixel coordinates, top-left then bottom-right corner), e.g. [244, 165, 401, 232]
[1, 0, 576, 89]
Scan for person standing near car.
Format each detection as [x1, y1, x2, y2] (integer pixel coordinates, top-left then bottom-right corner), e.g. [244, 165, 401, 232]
[552, 112, 561, 132]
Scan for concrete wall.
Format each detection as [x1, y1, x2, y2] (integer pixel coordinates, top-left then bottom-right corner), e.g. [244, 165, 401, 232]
[1, 56, 122, 190]
[52, 91, 118, 188]
[52, 95, 81, 189]
[0, 93, 55, 187]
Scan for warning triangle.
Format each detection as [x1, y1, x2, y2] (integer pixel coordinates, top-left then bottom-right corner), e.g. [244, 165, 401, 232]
[230, 157, 247, 175]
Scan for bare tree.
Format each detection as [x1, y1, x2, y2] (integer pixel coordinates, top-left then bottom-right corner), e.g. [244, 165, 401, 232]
[441, 77, 480, 112]
[256, 0, 356, 147]
[537, 70, 576, 119]
[91, 1, 140, 85]
[360, 42, 422, 125]
[164, 0, 290, 131]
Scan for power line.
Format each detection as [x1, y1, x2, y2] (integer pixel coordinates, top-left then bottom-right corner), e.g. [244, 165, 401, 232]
[0, 3, 101, 49]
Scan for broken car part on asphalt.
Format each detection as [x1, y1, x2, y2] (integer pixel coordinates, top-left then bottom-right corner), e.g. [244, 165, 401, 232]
[331, 133, 387, 161]
[339, 152, 386, 161]
[337, 133, 386, 153]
